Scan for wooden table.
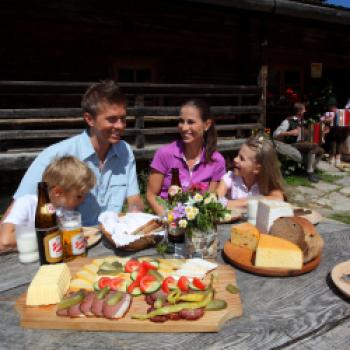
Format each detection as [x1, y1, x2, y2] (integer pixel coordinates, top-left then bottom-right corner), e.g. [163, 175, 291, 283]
[1, 221, 350, 349]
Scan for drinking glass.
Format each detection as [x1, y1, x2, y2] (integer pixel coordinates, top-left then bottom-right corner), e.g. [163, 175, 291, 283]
[15, 225, 39, 264]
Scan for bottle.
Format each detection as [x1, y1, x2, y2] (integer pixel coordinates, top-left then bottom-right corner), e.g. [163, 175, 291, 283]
[168, 168, 182, 203]
[60, 210, 87, 261]
[35, 182, 63, 265]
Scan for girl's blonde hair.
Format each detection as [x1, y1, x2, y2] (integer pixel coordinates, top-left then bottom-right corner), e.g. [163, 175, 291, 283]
[245, 136, 285, 197]
[42, 156, 96, 194]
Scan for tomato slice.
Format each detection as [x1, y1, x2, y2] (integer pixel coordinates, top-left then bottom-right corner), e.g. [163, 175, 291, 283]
[127, 280, 140, 294]
[98, 277, 112, 290]
[125, 260, 140, 273]
[192, 277, 206, 291]
[161, 276, 176, 294]
[178, 276, 189, 292]
[110, 277, 124, 291]
[139, 275, 156, 293]
[141, 261, 157, 271]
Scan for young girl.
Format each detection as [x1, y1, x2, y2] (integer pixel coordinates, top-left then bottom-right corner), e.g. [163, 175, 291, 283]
[217, 136, 285, 209]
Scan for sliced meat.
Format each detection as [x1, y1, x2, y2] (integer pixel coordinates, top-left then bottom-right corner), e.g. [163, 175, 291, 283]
[68, 302, 85, 318]
[80, 291, 95, 316]
[145, 294, 154, 306]
[179, 308, 205, 320]
[91, 293, 107, 317]
[168, 312, 181, 320]
[147, 306, 170, 323]
[56, 308, 69, 317]
[103, 293, 132, 319]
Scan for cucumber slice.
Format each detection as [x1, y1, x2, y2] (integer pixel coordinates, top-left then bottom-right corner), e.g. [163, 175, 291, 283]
[116, 279, 131, 293]
[130, 286, 142, 297]
[143, 280, 161, 294]
[148, 269, 163, 282]
[148, 260, 160, 269]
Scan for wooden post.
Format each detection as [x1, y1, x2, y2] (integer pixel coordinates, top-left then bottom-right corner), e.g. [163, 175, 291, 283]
[258, 65, 267, 130]
[134, 95, 145, 149]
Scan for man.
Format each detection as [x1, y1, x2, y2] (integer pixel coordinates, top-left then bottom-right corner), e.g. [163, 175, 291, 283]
[1, 80, 143, 229]
[273, 102, 324, 183]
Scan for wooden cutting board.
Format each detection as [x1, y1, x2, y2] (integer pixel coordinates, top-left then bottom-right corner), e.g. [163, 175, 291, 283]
[15, 257, 243, 332]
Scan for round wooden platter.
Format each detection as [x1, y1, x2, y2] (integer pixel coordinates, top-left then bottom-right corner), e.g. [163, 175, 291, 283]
[223, 241, 321, 277]
[293, 207, 323, 225]
[331, 260, 350, 298]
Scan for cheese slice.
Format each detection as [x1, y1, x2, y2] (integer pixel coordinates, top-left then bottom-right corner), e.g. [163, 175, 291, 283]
[255, 234, 303, 270]
[173, 258, 218, 279]
[256, 200, 294, 233]
[69, 278, 94, 292]
[26, 263, 71, 306]
[76, 270, 96, 284]
[83, 263, 99, 275]
[231, 222, 260, 251]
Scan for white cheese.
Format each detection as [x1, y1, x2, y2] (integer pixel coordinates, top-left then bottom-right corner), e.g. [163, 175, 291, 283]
[255, 200, 293, 233]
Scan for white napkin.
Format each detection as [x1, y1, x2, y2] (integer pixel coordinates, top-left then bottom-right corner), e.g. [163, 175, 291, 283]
[98, 212, 165, 247]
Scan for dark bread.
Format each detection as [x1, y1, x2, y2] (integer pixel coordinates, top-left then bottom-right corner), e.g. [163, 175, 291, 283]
[269, 216, 324, 263]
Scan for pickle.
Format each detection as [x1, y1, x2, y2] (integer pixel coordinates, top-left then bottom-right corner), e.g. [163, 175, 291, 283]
[111, 261, 123, 269]
[205, 299, 228, 311]
[179, 294, 204, 302]
[57, 292, 85, 310]
[96, 286, 110, 300]
[106, 292, 123, 306]
[154, 296, 164, 309]
[97, 267, 124, 275]
[226, 283, 239, 294]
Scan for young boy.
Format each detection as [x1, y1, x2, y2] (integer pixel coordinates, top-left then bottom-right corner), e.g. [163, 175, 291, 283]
[0, 156, 96, 251]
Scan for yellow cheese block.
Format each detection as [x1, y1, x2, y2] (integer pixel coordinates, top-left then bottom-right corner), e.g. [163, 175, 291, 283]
[83, 263, 99, 275]
[69, 278, 94, 292]
[76, 270, 96, 284]
[231, 222, 260, 251]
[255, 234, 303, 270]
[26, 263, 71, 306]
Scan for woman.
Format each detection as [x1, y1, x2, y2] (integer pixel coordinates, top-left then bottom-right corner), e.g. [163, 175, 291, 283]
[217, 136, 285, 209]
[147, 99, 226, 215]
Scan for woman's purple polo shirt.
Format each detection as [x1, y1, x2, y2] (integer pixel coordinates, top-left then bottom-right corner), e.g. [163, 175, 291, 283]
[150, 140, 226, 198]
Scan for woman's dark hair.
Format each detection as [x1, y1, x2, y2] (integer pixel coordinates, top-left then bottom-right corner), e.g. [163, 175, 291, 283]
[180, 99, 217, 163]
[81, 80, 126, 117]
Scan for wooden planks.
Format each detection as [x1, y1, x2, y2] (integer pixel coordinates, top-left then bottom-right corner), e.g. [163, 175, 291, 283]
[15, 257, 243, 332]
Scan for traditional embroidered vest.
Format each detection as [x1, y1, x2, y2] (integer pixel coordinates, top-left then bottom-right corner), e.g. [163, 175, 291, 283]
[284, 117, 300, 144]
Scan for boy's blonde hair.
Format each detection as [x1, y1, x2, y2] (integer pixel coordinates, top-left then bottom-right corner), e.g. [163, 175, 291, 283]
[42, 156, 95, 194]
[245, 136, 285, 197]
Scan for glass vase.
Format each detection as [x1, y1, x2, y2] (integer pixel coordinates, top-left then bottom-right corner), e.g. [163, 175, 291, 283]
[185, 227, 218, 259]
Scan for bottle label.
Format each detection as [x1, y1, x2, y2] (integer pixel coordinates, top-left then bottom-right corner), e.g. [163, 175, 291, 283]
[43, 229, 63, 262]
[40, 203, 56, 215]
[71, 231, 86, 255]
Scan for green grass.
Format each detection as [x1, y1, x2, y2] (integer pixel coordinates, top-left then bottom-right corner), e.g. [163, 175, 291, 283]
[318, 173, 344, 183]
[284, 175, 312, 187]
[328, 213, 350, 224]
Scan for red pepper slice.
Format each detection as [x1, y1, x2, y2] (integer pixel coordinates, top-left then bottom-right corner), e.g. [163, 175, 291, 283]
[161, 276, 176, 294]
[139, 274, 157, 293]
[125, 260, 140, 273]
[110, 277, 124, 291]
[141, 261, 157, 271]
[192, 277, 206, 291]
[177, 276, 189, 292]
[98, 277, 112, 290]
[127, 280, 140, 294]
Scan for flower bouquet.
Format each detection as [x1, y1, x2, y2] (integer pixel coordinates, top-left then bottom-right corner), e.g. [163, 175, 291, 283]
[158, 184, 231, 258]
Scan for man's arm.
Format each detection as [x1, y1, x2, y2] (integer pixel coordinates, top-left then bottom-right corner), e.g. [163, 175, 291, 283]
[273, 119, 299, 140]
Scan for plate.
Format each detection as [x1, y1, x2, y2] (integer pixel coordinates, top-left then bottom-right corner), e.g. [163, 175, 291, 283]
[331, 260, 350, 298]
[223, 241, 321, 277]
[293, 207, 323, 225]
[82, 227, 102, 248]
[219, 208, 245, 224]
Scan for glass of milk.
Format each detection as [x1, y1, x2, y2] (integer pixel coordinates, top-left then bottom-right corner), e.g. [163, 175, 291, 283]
[15, 225, 39, 263]
[247, 196, 262, 225]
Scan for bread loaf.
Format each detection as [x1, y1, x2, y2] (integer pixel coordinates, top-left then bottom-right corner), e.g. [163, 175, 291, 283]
[269, 216, 323, 263]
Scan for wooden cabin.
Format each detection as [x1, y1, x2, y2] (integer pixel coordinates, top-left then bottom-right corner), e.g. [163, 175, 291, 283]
[0, 0, 349, 170]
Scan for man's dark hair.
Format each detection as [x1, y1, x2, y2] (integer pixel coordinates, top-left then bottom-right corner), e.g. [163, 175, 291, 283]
[81, 80, 126, 117]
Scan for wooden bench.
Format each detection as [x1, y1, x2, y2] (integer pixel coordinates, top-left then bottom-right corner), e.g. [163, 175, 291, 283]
[0, 74, 266, 170]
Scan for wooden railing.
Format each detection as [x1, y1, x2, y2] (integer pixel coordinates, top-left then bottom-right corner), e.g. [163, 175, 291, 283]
[0, 73, 266, 170]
